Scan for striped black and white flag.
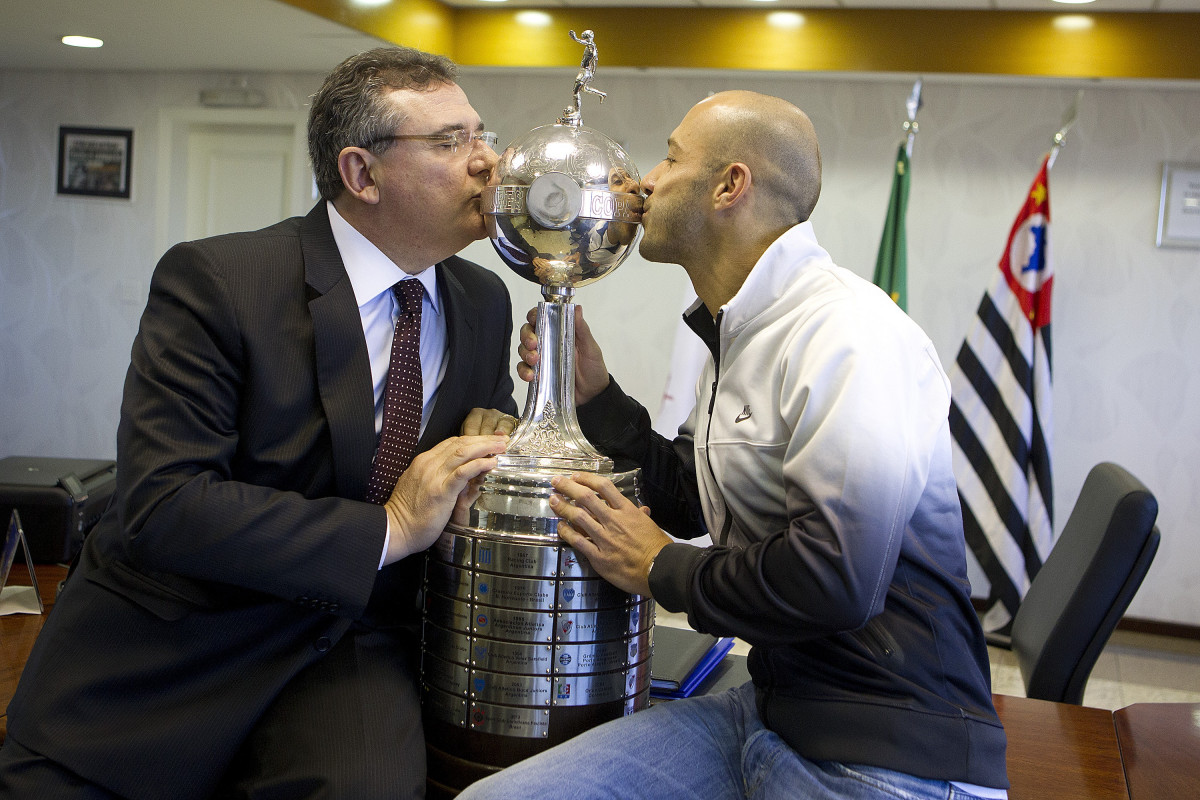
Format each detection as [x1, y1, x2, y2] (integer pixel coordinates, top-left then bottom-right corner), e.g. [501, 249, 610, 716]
[949, 155, 1055, 633]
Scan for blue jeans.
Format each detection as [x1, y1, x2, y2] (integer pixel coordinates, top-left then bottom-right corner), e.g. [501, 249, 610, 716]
[457, 681, 990, 800]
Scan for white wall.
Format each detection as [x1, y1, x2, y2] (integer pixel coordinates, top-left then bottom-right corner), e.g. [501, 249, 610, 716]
[2, 66, 1198, 625]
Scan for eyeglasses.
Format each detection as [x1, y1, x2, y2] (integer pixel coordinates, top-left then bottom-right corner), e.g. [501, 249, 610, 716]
[365, 129, 499, 155]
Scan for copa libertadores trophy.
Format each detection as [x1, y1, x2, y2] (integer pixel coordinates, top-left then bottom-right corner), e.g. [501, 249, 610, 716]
[420, 31, 651, 796]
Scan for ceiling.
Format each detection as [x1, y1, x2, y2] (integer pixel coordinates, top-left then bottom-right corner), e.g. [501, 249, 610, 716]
[1, 0, 1194, 74]
[444, 0, 1192, 6]
[0, 0, 384, 72]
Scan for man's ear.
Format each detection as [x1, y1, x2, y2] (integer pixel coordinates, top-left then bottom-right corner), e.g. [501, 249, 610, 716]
[713, 162, 751, 211]
[337, 147, 380, 205]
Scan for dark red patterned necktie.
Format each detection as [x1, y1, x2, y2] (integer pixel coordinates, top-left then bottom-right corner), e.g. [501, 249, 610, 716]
[365, 279, 424, 504]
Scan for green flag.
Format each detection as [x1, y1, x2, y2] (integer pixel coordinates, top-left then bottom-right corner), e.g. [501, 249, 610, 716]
[873, 143, 910, 311]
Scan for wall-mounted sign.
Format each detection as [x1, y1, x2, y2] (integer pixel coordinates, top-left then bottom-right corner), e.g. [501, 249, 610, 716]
[1157, 162, 1200, 249]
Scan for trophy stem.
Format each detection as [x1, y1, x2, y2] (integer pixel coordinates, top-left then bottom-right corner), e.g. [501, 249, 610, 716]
[499, 291, 612, 473]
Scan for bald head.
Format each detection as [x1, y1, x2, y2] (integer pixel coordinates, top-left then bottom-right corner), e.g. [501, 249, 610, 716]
[688, 90, 822, 224]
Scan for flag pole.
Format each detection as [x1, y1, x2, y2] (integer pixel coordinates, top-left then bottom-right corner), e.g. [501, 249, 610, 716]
[1046, 90, 1082, 171]
[872, 79, 923, 310]
[903, 78, 923, 158]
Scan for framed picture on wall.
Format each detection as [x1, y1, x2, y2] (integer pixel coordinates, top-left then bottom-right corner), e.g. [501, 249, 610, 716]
[1156, 162, 1200, 249]
[56, 126, 133, 199]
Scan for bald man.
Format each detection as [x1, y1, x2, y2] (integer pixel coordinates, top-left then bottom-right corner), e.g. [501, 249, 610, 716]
[460, 91, 1008, 800]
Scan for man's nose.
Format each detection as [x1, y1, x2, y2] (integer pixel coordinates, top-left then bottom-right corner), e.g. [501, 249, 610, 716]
[472, 144, 499, 174]
[641, 169, 658, 195]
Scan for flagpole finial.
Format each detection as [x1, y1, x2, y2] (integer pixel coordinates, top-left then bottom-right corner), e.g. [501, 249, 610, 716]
[903, 78, 924, 158]
[1047, 90, 1082, 171]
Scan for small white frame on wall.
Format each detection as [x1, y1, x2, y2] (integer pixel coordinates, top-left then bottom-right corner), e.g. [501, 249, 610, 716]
[1156, 162, 1200, 249]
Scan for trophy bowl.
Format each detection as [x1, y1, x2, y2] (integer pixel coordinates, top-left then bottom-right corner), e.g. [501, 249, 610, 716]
[483, 123, 643, 293]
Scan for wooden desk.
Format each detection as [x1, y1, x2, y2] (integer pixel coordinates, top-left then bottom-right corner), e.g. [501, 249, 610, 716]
[673, 654, 1126, 799]
[686, 657, 1127, 800]
[1, 562, 67, 743]
[993, 694, 1128, 800]
[0, 588, 1142, 800]
[1115, 702, 1200, 799]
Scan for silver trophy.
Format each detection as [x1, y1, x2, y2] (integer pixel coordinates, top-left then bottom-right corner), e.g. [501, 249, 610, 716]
[421, 32, 651, 795]
[483, 30, 642, 475]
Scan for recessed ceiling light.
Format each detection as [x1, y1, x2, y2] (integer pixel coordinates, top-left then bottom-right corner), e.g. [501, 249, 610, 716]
[767, 12, 805, 29]
[351, 0, 392, 7]
[1052, 0, 1096, 4]
[61, 35, 104, 49]
[515, 10, 552, 27]
[1053, 14, 1095, 30]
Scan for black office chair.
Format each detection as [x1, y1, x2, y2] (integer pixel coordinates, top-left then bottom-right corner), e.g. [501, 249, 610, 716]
[987, 462, 1161, 705]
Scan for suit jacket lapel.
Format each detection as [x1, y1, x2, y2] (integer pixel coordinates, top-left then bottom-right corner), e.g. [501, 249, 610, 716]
[302, 203, 376, 500]
[420, 262, 479, 448]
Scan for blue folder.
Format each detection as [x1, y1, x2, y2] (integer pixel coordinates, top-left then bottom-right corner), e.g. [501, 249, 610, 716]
[650, 626, 735, 699]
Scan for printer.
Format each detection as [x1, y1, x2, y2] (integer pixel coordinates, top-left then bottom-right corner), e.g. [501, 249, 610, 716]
[0, 456, 117, 563]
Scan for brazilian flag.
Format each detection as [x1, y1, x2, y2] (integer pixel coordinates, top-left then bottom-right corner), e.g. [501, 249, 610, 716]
[872, 143, 910, 312]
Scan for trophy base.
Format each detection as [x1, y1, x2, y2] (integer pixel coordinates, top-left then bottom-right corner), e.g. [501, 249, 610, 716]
[421, 465, 653, 795]
[468, 465, 635, 536]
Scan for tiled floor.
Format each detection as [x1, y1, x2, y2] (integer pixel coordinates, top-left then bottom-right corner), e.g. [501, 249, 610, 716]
[987, 628, 1200, 709]
[657, 610, 1200, 710]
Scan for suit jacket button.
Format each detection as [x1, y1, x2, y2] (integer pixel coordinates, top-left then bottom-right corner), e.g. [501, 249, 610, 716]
[314, 636, 332, 653]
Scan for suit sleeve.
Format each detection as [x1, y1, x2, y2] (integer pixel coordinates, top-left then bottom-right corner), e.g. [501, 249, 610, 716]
[114, 240, 384, 618]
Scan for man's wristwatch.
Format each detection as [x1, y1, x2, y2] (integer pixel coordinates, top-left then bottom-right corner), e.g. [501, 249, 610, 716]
[646, 549, 661, 588]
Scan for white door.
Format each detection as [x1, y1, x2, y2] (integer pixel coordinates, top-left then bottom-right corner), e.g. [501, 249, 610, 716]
[185, 124, 295, 240]
[156, 108, 311, 256]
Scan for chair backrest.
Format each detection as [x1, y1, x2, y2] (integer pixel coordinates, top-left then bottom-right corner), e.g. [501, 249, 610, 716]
[1011, 462, 1161, 705]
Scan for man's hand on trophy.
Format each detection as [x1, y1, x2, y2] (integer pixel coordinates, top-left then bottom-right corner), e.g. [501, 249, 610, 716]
[548, 472, 669, 598]
[381, 434, 508, 565]
[517, 305, 611, 405]
[461, 407, 519, 436]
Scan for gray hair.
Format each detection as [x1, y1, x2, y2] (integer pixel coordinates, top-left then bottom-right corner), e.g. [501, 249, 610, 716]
[308, 46, 458, 202]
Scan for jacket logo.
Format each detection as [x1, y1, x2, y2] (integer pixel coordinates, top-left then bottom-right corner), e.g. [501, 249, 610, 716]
[734, 405, 752, 423]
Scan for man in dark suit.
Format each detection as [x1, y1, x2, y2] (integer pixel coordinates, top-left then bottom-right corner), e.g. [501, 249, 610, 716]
[0, 47, 518, 799]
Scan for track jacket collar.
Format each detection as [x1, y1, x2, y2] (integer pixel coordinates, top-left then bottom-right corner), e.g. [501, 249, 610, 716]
[693, 221, 831, 366]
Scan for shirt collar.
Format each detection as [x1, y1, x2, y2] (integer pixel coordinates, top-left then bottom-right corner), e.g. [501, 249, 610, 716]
[326, 201, 442, 316]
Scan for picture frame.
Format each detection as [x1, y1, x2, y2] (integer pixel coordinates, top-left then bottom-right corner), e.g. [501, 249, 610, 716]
[57, 125, 133, 199]
[1156, 162, 1200, 249]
